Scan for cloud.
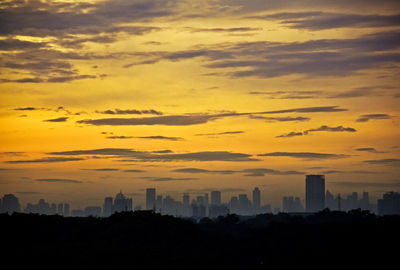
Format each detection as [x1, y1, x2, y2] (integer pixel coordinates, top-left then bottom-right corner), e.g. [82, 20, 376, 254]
[123, 169, 146, 173]
[356, 114, 392, 122]
[321, 170, 380, 174]
[134, 136, 184, 141]
[43, 117, 69, 122]
[96, 109, 163, 115]
[172, 168, 236, 174]
[106, 136, 134, 139]
[330, 181, 400, 188]
[241, 168, 304, 176]
[141, 31, 400, 78]
[258, 152, 349, 159]
[249, 115, 310, 122]
[195, 131, 245, 136]
[0, 38, 48, 50]
[172, 167, 304, 176]
[364, 159, 400, 165]
[13, 107, 37, 111]
[48, 148, 258, 162]
[14, 191, 42, 195]
[5, 157, 85, 163]
[35, 178, 82, 184]
[277, 125, 356, 138]
[185, 27, 262, 33]
[260, 12, 400, 30]
[83, 168, 120, 171]
[355, 147, 386, 153]
[77, 106, 346, 126]
[149, 177, 197, 182]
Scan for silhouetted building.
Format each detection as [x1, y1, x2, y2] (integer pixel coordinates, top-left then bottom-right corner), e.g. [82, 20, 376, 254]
[0, 194, 20, 213]
[238, 194, 252, 215]
[71, 209, 84, 217]
[252, 187, 261, 213]
[211, 191, 221, 206]
[209, 204, 228, 218]
[156, 195, 162, 212]
[306, 175, 325, 212]
[84, 206, 102, 217]
[146, 188, 156, 210]
[64, 203, 70, 216]
[103, 197, 113, 217]
[282, 196, 304, 212]
[57, 203, 64, 215]
[378, 192, 400, 215]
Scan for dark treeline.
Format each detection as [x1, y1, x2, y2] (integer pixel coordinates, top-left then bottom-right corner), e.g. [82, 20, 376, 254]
[2, 210, 399, 269]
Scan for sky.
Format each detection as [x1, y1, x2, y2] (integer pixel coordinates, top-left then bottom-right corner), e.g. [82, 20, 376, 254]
[0, 0, 400, 209]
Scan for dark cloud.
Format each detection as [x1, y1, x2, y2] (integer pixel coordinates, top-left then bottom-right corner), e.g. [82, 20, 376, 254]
[5, 157, 85, 163]
[172, 168, 236, 174]
[249, 90, 322, 99]
[83, 168, 120, 171]
[15, 191, 42, 195]
[260, 12, 400, 30]
[172, 167, 304, 176]
[35, 178, 82, 184]
[77, 106, 345, 126]
[128, 31, 400, 78]
[149, 177, 197, 182]
[258, 152, 349, 159]
[249, 115, 310, 122]
[185, 27, 262, 33]
[321, 170, 380, 174]
[152, 150, 174, 154]
[241, 168, 304, 176]
[43, 117, 68, 122]
[355, 147, 386, 153]
[96, 109, 163, 115]
[106, 136, 134, 139]
[134, 136, 184, 141]
[330, 181, 400, 188]
[277, 125, 356, 138]
[0, 38, 47, 50]
[123, 169, 146, 173]
[364, 159, 400, 165]
[195, 131, 245, 136]
[13, 107, 37, 111]
[49, 148, 258, 162]
[276, 132, 304, 138]
[356, 114, 392, 122]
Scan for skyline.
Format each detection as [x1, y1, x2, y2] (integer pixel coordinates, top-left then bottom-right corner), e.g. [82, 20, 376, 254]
[1, 0, 400, 208]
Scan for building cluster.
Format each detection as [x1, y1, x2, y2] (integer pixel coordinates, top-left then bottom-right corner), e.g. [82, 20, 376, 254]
[1, 175, 400, 217]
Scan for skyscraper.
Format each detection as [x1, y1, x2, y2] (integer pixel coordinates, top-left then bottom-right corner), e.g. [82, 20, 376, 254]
[211, 191, 221, 206]
[305, 175, 325, 212]
[103, 197, 113, 216]
[252, 187, 261, 212]
[146, 188, 156, 210]
[1, 194, 20, 213]
[64, 203, 70, 217]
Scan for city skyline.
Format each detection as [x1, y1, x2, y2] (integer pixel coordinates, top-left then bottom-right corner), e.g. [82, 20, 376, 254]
[0, 0, 400, 207]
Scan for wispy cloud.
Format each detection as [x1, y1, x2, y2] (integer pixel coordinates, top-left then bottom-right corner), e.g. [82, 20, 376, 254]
[356, 114, 392, 122]
[277, 125, 357, 138]
[258, 152, 349, 159]
[43, 117, 69, 122]
[36, 178, 83, 184]
[5, 157, 85, 164]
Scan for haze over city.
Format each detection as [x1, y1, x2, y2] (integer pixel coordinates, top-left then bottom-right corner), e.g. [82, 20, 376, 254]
[1, 0, 400, 211]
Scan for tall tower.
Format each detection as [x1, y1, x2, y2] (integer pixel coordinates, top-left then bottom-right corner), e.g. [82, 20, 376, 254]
[305, 175, 325, 212]
[146, 188, 156, 210]
[252, 187, 261, 212]
[103, 197, 113, 216]
[211, 191, 221, 206]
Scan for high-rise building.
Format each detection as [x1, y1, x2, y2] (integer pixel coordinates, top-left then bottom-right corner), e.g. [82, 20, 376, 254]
[378, 192, 400, 215]
[156, 195, 162, 212]
[305, 175, 325, 212]
[1, 194, 20, 213]
[64, 203, 70, 216]
[252, 187, 261, 212]
[146, 188, 156, 210]
[57, 203, 64, 215]
[113, 191, 132, 213]
[211, 191, 221, 206]
[103, 197, 113, 216]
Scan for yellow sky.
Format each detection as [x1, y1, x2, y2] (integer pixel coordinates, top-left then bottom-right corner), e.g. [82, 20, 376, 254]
[0, 0, 399, 209]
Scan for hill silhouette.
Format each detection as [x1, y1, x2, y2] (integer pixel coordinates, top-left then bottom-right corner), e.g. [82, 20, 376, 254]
[1, 209, 399, 269]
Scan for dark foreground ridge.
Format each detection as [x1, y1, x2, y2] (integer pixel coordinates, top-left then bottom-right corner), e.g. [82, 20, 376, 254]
[2, 210, 399, 269]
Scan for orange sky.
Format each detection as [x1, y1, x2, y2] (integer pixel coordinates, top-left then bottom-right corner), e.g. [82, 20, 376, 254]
[0, 0, 399, 209]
